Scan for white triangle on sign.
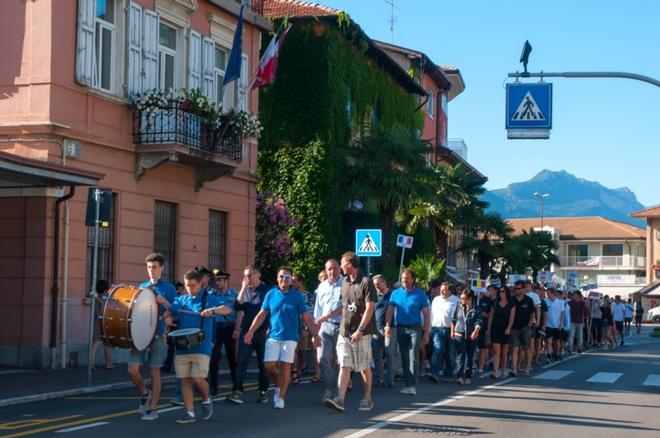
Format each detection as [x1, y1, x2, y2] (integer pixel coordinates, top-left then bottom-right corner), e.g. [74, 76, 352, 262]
[512, 91, 545, 121]
[359, 234, 379, 253]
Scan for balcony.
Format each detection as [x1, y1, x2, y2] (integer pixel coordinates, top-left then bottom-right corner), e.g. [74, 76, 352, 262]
[558, 255, 646, 270]
[444, 139, 468, 161]
[133, 101, 242, 190]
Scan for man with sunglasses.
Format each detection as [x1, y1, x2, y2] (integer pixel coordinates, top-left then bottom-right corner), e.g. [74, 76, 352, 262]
[244, 266, 320, 409]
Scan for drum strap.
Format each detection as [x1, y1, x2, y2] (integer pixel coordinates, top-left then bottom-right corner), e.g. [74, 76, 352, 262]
[200, 290, 208, 330]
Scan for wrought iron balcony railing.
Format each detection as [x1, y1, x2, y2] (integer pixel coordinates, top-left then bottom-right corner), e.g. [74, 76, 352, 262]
[133, 101, 242, 161]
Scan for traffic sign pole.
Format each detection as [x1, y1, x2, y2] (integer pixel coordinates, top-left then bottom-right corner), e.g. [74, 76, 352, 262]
[87, 188, 101, 387]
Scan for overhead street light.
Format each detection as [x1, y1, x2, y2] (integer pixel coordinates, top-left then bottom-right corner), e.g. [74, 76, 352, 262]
[533, 192, 550, 228]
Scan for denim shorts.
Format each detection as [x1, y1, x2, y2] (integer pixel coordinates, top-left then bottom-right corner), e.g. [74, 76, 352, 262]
[128, 335, 167, 368]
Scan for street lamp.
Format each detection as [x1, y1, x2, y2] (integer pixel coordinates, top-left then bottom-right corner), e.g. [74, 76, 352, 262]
[533, 192, 549, 228]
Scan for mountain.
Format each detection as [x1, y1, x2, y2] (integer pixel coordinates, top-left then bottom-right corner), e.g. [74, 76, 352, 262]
[483, 170, 646, 227]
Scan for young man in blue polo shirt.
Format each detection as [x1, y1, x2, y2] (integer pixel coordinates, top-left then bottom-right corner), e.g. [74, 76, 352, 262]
[129, 252, 177, 421]
[244, 266, 320, 409]
[164, 269, 232, 424]
[385, 269, 430, 395]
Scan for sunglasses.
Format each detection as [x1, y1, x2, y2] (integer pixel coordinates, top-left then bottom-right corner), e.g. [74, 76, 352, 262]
[278, 274, 292, 280]
[514, 287, 522, 290]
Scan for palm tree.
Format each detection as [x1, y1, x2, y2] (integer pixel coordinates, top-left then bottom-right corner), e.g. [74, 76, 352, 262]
[344, 124, 432, 269]
[457, 211, 512, 279]
[500, 229, 560, 280]
[407, 163, 488, 262]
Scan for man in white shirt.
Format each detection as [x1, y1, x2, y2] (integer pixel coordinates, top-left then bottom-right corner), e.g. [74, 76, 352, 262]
[428, 283, 459, 382]
[611, 295, 626, 346]
[313, 259, 344, 404]
[544, 289, 564, 361]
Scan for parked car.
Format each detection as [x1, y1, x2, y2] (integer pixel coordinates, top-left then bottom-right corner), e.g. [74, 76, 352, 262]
[647, 306, 660, 323]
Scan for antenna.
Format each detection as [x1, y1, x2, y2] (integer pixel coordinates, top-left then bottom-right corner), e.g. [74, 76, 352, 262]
[384, 0, 400, 43]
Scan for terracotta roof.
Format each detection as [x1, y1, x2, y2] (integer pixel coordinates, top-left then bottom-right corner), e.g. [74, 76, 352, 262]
[262, 0, 341, 18]
[631, 205, 660, 218]
[441, 66, 459, 72]
[505, 216, 645, 240]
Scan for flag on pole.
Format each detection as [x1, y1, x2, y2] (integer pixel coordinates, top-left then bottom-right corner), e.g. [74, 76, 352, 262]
[223, 4, 245, 86]
[251, 22, 292, 90]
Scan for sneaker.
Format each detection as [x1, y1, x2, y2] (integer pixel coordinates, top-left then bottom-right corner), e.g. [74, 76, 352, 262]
[273, 396, 285, 409]
[139, 391, 152, 415]
[464, 378, 472, 385]
[176, 412, 196, 424]
[226, 391, 243, 405]
[322, 389, 334, 403]
[324, 397, 345, 412]
[457, 377, 465, 385]
[257, 390, 269, 404]
[443, 377, 455, 383]
[201, 401, 213, 420]
[358, 398, 374, 411]
[400, 386, 416, 395]
[141, 410, 159, 421]
[427, 374, 440, 383]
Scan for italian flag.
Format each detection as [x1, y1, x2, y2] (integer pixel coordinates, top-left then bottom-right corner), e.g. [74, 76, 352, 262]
[251, 23, 292, 89]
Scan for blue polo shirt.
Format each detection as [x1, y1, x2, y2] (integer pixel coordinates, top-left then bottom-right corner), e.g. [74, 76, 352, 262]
[140, 279, 177, 336]
[169, 291, 221, 356]
[212, 288, 238, 325]
[388, 287, 430, 326]
[261, 287, 307, 342]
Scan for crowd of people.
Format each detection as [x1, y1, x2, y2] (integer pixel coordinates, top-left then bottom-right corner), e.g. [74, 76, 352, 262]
[101, 252, 644, 424]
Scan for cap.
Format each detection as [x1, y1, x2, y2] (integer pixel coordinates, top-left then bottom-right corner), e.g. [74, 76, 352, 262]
[213, 269, 230, 279]
[194, 265, 212, 276]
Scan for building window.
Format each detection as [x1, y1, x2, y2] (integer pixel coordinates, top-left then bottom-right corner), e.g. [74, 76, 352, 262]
[441, 92, 448, 116]
[214, 46, 236, 110]
[602, 244, 623, 257]
[567, 244, 588, 257]
[86, 192, 115, 292]
[158, 22, 177, 90]
[209, 210, 228, 271]
[426, 90, 435, 118]
[94, 0, 115, 92]
[154, 200, 177, 282]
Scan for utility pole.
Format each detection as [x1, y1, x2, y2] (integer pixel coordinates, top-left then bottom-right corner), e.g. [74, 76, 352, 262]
[384, 0, 400, 43]
[534, 192, 549, 228]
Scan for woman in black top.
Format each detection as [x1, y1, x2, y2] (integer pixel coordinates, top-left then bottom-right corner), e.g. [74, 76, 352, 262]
[487, 286, 516, 379]
[600, 299, 616, 350]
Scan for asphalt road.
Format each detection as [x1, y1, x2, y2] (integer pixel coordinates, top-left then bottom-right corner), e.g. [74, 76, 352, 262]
[1, 328, 658, 438]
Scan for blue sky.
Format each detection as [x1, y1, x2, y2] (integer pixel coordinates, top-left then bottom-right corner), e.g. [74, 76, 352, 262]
[321, 0, 660, 207]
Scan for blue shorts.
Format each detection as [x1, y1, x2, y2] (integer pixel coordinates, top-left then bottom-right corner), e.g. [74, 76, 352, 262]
[128, 335, 167, 368]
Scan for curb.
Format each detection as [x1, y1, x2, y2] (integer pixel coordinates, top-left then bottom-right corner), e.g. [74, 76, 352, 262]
[0, 374, 177, 408]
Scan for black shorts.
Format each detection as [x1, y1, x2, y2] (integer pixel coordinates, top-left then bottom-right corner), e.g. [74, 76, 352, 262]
[615, 321, 624, 332]
[477, 329, 489, 348]
[634, 314, 643, 323]
[625, 317, 632, 323]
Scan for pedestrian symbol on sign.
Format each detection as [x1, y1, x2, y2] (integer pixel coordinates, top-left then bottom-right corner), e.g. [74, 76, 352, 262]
[359, 234, 379, 253]
[512, 91, 545, 121]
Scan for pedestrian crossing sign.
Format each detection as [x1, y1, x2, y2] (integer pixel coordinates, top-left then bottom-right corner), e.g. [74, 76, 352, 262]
[355, 229, 382, 257]
[506, 82, 552, 138]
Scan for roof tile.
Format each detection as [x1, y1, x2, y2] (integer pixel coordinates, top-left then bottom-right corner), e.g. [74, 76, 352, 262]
[506, 216, 645, 240]
[262, 0, 341, 18]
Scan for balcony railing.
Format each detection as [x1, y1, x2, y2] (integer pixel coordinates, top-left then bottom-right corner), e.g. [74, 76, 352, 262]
[133, 101, 242, 161]
[444, 139, 468, 161]
[559, 255, 646, 269]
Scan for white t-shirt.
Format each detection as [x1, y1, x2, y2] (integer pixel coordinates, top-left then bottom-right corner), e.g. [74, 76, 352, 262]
[545, 298, 564, 328]
[431, 294, 459, 328]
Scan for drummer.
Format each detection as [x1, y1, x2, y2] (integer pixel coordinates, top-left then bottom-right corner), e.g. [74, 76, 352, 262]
[129, 252, 177, 421]
[164, 269, 232, 424]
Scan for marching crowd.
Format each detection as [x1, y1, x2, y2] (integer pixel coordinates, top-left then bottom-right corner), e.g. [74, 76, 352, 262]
[109, 251, 644, 424]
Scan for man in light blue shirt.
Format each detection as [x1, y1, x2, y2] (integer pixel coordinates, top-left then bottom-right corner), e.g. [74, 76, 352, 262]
[313, 259, 344, 404]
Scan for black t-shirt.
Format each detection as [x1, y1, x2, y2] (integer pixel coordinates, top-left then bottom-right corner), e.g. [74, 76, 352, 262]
[539, 299, 548, 327]
[478, 296, 493, 318]
[340, 271, 377, 336]
[511, 295, 535, 330]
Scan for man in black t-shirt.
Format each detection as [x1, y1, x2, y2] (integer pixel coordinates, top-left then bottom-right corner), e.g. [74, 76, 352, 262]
[509, 280, 536, 377]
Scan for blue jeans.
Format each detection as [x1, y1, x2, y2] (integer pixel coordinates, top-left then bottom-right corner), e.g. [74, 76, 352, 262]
[397, 326, 421, 388]
[454, 336, 477, 378]
[430, 327, 455, 378]
[318, 322, 340, 393]
[371, 327, 396, 387]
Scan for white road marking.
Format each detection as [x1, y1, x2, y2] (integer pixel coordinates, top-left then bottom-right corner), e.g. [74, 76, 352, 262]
[642, 374, 660, 386]
[533, 370, 573, 380]
[343, 378, 515, 438]
[55, 421, 110, 433]
[586, 372, 623, 383]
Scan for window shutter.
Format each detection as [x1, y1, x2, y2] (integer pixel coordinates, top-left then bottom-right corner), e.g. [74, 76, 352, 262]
[188, 29, 202, 91]
[127, 1, 143, 98]
[238, 53, 248, 111]
[75, 0, 96, 87]
[142, 9, 160, 92]
[201, 37, 215, 100]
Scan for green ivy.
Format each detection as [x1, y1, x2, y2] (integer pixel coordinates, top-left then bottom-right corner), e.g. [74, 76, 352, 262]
[258, 20, 422, 282]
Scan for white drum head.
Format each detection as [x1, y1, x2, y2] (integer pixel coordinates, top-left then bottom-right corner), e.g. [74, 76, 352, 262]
[130, 288, 158, 350]
[169, 328, 201, 336]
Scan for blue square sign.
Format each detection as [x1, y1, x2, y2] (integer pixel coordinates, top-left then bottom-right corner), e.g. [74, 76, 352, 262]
[355, 229, 382, 257]
[506, 83, 552, 129]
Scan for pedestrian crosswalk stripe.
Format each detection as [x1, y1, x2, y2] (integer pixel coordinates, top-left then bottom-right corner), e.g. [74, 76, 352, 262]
[533, 370, 573, 380]
[586, 372, 623, 383]
[642, 374, 660, 386]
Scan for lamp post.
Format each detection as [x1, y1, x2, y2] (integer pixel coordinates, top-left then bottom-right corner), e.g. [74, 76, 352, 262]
[533, 192, 549, 228]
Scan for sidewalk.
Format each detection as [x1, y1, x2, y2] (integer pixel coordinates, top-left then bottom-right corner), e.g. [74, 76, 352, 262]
[0, 365, 177, 408]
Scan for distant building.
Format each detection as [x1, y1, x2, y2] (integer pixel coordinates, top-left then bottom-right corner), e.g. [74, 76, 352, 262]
[506, 217, 646, 297]
[630, 206, 660, 309]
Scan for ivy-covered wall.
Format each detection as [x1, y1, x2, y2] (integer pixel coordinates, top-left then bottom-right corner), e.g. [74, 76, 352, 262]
[258, 18, 422, 283]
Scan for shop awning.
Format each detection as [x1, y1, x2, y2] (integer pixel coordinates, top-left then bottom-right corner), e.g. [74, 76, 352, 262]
[0, 151, 104, 188]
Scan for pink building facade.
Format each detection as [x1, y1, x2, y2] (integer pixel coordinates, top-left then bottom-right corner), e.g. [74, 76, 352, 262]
[0, 0, 269, 368]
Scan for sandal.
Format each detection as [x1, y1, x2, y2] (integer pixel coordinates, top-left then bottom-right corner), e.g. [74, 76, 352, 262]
[291, 371, 301, 384]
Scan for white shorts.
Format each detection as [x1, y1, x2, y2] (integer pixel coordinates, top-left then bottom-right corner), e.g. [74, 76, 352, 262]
[264, 339, 298, 363]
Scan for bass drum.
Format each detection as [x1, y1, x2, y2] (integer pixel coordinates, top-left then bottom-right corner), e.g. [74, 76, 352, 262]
[101, 285, 158, 351]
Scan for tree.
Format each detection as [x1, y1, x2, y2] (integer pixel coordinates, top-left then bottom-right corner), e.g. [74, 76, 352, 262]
[499, 229, 560, 280]
[344, 125, 432, 270]
[457, 211, 512, 279]
[407, 253, 446, 290]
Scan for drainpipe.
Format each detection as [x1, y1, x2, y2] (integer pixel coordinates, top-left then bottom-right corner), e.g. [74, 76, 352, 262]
[50, 186, 75, 367]
[60, 200, 70, 368]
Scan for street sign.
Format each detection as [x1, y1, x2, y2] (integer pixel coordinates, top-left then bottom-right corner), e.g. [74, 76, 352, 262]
[489, 278, 502, 288]
[85, 188, 112, 226]
[567, 271, 578, 288]
[506, 82, 553, 139]
[396, 234, 414, 249]
[537, 270, 550, 284]
[355, 229, 382, 257]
